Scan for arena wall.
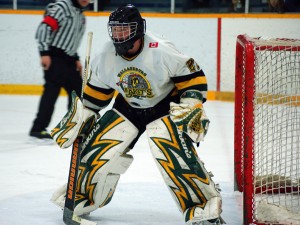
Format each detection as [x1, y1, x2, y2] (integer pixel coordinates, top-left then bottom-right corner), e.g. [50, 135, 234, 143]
[0, 10, 299, 100]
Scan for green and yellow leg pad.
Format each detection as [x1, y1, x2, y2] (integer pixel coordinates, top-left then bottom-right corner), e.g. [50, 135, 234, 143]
[146, 116, 222, 223]
[51, 109, 138, 216]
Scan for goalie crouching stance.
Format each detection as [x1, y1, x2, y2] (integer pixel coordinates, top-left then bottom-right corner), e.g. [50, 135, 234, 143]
[50, 4, 224, 225]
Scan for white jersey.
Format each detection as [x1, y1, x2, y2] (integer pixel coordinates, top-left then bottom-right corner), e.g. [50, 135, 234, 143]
[84, 31, 207, 110]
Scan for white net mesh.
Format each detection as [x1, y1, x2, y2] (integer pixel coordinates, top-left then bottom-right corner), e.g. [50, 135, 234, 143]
[251, 37, 300, 224]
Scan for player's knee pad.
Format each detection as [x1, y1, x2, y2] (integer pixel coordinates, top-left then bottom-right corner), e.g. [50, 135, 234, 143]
[146, 116, 222, 218]
[51, 109, 138, 216]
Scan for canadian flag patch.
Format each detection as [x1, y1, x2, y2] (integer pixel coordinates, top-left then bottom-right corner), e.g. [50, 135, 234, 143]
[149, 42, 158, 48]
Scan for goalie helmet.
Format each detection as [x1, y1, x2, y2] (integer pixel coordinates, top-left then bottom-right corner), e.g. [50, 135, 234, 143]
[108, 4, 146, 56]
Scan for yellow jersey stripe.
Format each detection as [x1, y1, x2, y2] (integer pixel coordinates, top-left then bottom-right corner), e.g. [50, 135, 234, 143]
[84, 85, 114, 101]
[175, 76, 207, 91]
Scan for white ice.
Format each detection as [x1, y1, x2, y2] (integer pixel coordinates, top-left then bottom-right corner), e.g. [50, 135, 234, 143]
[0, 95, 243, 225]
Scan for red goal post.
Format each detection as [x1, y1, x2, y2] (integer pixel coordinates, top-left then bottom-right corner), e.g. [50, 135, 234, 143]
[234, 34, 300, 225]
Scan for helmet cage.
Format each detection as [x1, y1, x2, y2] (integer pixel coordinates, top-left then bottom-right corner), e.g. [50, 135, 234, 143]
[108, 21, 138, 44]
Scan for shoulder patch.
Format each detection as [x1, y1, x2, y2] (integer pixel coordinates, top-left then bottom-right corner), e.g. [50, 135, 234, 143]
[186, 58, 200, 73]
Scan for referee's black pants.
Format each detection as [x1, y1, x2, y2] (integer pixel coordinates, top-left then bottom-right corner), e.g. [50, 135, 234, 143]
[30, 55, 82, 133]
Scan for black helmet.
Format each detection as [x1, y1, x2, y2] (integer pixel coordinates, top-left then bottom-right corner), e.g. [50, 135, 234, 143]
[108, 4, 146, 56]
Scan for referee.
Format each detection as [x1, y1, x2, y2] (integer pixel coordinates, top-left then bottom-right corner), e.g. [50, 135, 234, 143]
[30, 0, 91, 140]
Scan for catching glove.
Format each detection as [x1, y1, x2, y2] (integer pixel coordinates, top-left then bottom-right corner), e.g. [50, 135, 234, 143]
[170, 90, 210, 143]
[50, 91, 97, 148]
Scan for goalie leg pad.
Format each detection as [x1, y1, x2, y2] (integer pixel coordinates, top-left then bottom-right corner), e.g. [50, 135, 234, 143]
[75, 153, 134, 215]
[51, 109, 138, 215]
[146, 116, 222, 220]
[50, 154, 133, 212]
[75, 109, 138, 215]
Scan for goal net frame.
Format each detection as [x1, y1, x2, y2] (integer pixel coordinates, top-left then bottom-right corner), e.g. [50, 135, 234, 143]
[234, 34, 300, 225]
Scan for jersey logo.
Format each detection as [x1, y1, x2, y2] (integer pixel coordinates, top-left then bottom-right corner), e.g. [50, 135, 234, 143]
[149, 42, 158, 48]
[116, 67, 153, 99]
[186, 58, 200, 73]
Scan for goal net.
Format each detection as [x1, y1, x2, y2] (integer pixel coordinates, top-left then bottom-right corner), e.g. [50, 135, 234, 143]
[234, 34, 300, 225]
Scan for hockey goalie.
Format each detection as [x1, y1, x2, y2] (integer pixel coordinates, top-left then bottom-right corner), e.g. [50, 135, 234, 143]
[50, 4, 225, 225]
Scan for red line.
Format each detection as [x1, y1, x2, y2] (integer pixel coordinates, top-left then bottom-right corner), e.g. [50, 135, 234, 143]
[217, 18, 222, 91]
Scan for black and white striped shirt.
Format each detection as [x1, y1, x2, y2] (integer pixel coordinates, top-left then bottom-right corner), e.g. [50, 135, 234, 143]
[36, 0, 86, 58]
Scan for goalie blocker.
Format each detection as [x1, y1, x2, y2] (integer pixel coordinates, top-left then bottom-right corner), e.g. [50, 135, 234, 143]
[51, 94, 223, 224]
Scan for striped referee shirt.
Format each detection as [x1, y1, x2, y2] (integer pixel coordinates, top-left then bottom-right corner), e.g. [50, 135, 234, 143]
[36, 0, 86, 58]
